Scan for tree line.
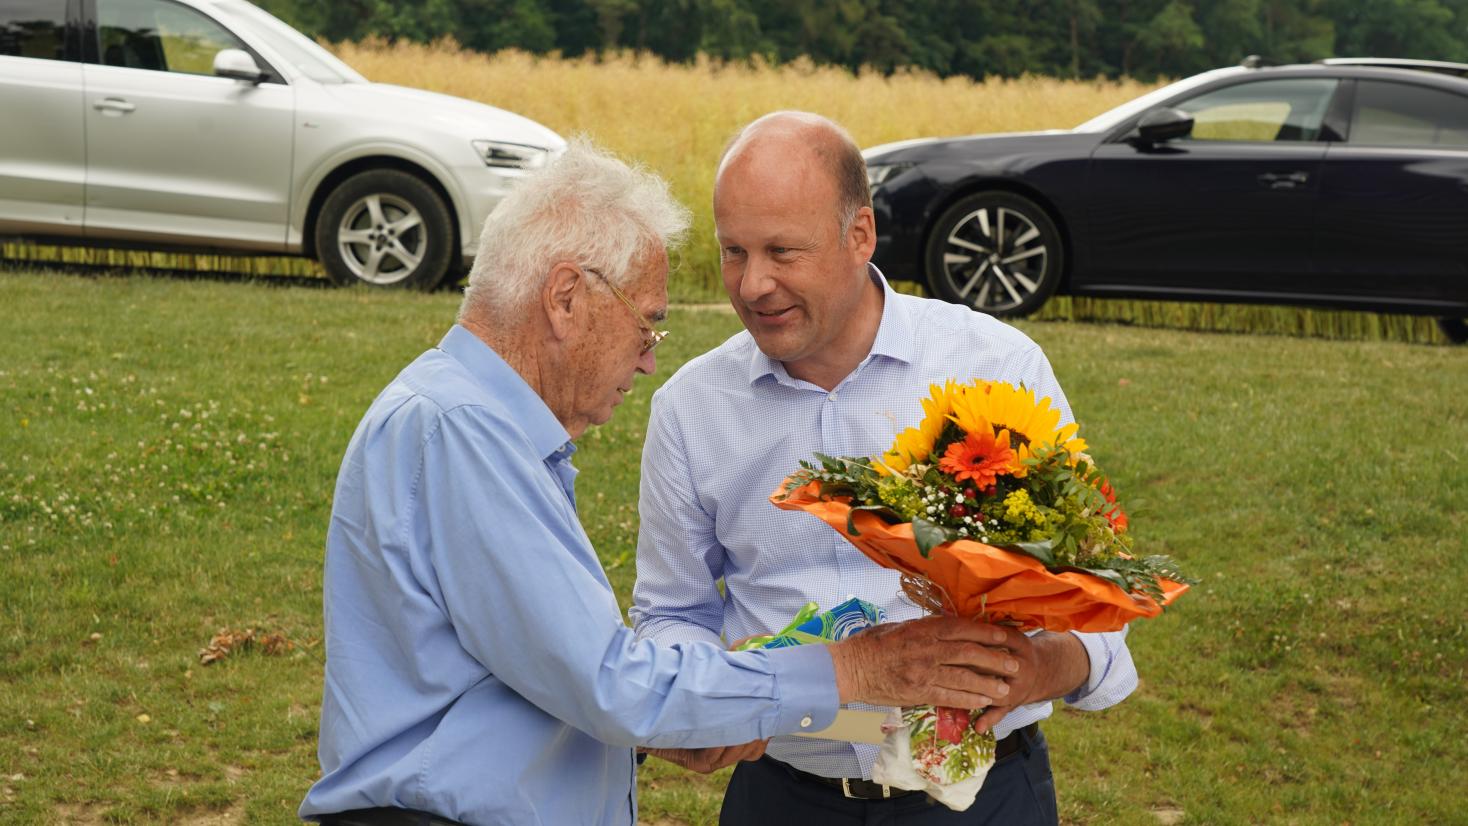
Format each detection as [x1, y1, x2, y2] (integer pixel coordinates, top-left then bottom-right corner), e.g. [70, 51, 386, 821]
[257, 0, 1468, 80]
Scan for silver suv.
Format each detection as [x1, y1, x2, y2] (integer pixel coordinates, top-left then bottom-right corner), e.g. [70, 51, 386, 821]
[0, 0, 565, 289]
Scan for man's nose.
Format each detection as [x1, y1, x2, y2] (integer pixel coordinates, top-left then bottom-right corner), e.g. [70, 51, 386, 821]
[737, 256, 777, 304]
[636, 346, 657, 376]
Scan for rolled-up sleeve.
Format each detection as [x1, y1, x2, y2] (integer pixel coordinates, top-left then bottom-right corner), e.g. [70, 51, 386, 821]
[1064, 628, 1137, 711]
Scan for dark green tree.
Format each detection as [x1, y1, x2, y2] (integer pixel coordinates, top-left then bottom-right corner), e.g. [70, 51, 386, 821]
[1326, 0, 1463, 60]
[1133, 1, 1206, 76]
[245, 0, 1468, 82]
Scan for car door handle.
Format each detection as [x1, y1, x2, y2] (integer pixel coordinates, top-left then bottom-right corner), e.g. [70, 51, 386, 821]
[93, 97, 136, 114]
[1257, 171, 1309, 189]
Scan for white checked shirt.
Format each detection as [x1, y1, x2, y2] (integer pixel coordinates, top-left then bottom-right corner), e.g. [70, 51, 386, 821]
[631, 267, 1137, 780]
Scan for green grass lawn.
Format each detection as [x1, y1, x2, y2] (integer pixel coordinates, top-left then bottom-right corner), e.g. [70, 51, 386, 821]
[1, 269, 1464, 825]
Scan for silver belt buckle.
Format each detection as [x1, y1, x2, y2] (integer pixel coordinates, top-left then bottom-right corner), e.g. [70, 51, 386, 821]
[839, 777, 891, 799]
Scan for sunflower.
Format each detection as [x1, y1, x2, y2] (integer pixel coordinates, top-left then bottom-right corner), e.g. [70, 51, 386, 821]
[875, 381, 961, 475]
[948, 381, 1086, 475]
[937, 428, 1016, 491]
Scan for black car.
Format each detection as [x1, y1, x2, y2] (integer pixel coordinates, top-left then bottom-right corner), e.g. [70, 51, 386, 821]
[864, 58, 1468, 342]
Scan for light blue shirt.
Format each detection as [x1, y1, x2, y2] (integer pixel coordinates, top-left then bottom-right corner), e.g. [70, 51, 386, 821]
[301, 325, 839, 826]
[632, 267, 1137, 780]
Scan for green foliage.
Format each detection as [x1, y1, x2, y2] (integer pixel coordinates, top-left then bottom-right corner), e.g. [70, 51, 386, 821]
[909, 515, 951, 558]
[254, 0, 1468, 81]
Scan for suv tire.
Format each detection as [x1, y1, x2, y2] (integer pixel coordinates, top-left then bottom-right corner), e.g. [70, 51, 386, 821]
[315, 169, 455, 290]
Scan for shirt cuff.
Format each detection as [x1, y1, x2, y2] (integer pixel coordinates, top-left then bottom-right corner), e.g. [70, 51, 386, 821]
[763, 644, 840, 736]
[1063, 629, 1137, 711]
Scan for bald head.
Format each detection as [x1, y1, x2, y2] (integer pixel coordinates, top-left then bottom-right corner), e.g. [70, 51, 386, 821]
[711, 111, 882, 390]
[717, 111, 871, 236]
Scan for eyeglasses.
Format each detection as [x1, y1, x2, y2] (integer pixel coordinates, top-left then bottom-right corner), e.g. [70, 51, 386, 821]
[585, 267, 669, 355]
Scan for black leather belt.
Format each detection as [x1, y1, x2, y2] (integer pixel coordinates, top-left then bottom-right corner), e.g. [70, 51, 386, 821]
[316, 808, 466, 826]
[993, 722, 1037, 761]
[777, 722, 1037, 801]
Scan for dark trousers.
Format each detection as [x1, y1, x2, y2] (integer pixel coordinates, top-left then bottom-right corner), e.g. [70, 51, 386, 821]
[720, 728, 1058, 826]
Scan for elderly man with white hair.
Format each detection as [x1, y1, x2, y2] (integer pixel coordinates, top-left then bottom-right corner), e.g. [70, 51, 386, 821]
[299, 142, 1032, 826]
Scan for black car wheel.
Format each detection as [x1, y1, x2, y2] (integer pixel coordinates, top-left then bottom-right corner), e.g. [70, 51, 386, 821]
[1438, 317, 1468, 344]
[924, 191, 1063, 317]
[315, 169, 455, 290]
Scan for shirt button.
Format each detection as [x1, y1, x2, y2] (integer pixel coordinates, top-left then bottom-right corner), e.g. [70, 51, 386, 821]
[800, 715, 813, 728]
[827, 392, 838, 402]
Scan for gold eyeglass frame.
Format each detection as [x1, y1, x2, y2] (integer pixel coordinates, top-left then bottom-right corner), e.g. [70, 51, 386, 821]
[585, 267, 668, 355]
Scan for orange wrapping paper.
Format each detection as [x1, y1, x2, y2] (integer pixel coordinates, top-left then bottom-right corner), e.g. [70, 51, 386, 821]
[773, 480, 1189, 633]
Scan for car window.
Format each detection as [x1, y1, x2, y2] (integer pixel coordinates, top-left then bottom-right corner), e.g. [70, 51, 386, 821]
[98, 0, 245, 75]
[215, 0, 362, 84]
[1350, 80, 1468, 147]
[1, 0, 67, 60]
[1173, 79, 1339, 142]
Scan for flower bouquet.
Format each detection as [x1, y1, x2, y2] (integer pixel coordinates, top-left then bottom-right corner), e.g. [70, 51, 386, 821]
[771, 379, 1192, 809]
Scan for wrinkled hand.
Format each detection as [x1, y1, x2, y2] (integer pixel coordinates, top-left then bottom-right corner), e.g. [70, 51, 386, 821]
[827, 615, 1022, 710]
[971, 630, 1088, 734]
[639, 740, 768, 774]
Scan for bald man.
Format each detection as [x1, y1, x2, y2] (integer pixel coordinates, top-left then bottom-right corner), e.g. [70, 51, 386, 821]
[631, 112, 1138, 824]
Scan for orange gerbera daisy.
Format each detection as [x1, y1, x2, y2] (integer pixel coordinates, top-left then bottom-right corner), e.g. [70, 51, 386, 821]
[949, 381, 1087, 477]
[938, 428, 1016, 491]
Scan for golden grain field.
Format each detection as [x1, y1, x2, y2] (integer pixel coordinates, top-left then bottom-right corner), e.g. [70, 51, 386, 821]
[3, 42, 1156, 296]
[4, 41, 1452, 343]
[336, 39, 1157, 294]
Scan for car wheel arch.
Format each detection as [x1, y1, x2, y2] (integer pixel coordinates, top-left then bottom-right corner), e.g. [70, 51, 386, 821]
[1439, 318, 1468, 345]
[302, 156, 462, 262]
[920, 177, 1075, 290]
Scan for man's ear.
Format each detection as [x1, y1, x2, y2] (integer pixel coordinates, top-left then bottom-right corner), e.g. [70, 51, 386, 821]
[542, 262, 583, 342]
[847, 206, 877, 261]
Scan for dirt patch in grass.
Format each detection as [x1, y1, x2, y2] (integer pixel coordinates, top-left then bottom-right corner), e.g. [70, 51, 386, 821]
[53, 803, 106, 825]
[177, 802, 245, 825]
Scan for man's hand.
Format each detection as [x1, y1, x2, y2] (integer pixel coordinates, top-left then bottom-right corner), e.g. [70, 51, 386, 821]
[639, 740, 768, 774]
[827, 615, 1022, 709]
[970, 630, 1090, 734]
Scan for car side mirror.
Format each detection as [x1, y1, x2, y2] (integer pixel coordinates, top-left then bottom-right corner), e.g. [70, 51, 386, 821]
[214, 49, 266, 84]
[1131, 108, 1194, 146]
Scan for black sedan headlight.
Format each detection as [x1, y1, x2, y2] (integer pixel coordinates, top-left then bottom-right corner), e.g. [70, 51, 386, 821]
[866, 162, 915, 188]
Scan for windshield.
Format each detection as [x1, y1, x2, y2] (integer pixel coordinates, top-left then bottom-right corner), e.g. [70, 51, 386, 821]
[1074, 68, 1243, 133]
[215, 0, 365, 84]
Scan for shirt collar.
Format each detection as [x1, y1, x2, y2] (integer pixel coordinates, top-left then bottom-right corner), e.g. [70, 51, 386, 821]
[746, 263, 916, 386]
[439, 324, 574, 461]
